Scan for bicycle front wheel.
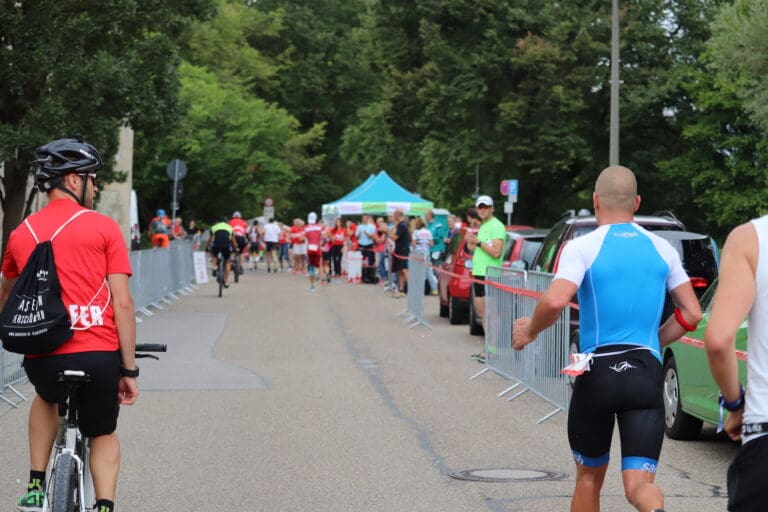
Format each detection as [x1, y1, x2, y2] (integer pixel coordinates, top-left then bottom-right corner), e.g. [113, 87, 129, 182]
[50, 453, 78, 512]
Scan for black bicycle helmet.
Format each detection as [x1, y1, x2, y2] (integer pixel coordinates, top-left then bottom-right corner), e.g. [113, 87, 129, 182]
[31, 136, 103, 193]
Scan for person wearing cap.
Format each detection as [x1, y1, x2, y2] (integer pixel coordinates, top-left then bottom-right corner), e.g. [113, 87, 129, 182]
[465, 195, 506, 333]
[304, 212, 325, 291]
[148, 208, 172, 248]
[229, 211, 249, 276]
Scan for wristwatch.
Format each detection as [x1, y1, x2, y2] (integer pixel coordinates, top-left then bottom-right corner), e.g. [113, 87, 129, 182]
[119, 366, 140, 378]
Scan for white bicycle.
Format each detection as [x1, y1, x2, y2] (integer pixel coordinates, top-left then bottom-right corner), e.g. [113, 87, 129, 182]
[42, 343, 166, 512]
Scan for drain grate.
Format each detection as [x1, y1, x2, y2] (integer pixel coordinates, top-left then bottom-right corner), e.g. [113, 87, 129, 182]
[449, 468, 567, 483]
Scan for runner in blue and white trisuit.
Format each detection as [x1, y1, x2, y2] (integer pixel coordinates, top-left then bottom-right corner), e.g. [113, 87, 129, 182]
[513, 166, 701, 512]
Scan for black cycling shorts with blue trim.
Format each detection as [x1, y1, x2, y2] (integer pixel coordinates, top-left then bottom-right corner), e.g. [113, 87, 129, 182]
[568, 344, 664, 473]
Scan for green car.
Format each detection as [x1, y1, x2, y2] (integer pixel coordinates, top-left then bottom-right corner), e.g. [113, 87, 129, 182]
[662, 279, 749, 439]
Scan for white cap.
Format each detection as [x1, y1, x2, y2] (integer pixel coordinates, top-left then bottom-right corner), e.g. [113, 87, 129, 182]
[308, 212, 317, 224]
[233, 211, 242, 218]
[475, 195, 493, 207]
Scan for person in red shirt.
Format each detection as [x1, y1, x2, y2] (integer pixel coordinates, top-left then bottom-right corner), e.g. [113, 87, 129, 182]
[229, 211, 249, 275]
[329, 217, 346, 278]
[290, 218, 307, 274]
[304, 212, 325, 291]
[0, 137, 137, 512]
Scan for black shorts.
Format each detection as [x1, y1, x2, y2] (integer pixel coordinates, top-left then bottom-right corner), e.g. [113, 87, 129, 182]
[234, 235, 248, 252]
[568, 345, 664, 473]
[24, 351, 121, 437]
[210, 245, 231, 260]
[322, 251, 331, 262]
[249, 242, 261, 253]
[392, 253, 408, 272]
[473, 278, 486, 298]
[265, 241, 278, 252]
[728, 434, 768, 511]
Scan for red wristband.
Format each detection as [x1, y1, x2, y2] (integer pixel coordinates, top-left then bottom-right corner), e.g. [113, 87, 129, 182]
[674, 307, 697, 332]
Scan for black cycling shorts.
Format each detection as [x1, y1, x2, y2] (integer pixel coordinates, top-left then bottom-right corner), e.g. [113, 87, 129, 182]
[567, 345, 664, 473]
[234, 235, 248, 252]
[728, 434, 768, 511]
[24, 351, 121, 437]
[392, 253, 408, 272]
[472, 278, 486, 298]
[210, 244, 231, 260]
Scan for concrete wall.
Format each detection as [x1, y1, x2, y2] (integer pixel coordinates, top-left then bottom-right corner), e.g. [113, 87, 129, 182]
[96, 125, 134, 245]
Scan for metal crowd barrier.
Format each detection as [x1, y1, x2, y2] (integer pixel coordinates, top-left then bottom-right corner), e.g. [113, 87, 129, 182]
[477, 266, 571, 423]
[129, 240, 196, 318]
[398, 250, 431, 330]
[0, 240, 196, 407]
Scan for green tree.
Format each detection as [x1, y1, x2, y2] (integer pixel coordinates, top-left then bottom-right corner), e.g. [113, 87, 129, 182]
[709, 0, 768, 130]
[133, 62, 324, 223]
[0, 0, 215, 248]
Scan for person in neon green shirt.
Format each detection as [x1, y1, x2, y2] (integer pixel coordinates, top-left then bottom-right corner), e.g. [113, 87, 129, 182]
[208, 217, 235, 287]
[466, 195, 506, 332]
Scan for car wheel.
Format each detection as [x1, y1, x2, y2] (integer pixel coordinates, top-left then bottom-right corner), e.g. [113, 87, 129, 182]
[439, 295, 449, 318]
[663, 355, 703, 440]
[449, 295, 468, 324]
[468, 297, 484, 336]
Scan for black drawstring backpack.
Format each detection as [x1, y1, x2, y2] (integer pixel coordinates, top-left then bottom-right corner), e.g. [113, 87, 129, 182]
[0, 210, 90, 354]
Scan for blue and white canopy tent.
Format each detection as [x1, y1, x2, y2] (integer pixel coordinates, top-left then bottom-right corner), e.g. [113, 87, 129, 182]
[322, 170, 433, 217]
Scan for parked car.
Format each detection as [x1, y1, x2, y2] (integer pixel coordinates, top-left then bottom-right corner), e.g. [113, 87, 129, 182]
[529, 210, 720, 379]
[662, 278, 748, 439]
[437, 225, 538, 329]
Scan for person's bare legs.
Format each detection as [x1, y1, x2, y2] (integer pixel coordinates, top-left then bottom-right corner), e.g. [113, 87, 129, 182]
[28, 396, 58, 472]
[571, 462, 608, 512]
[474, 295, 486, 329]
[622, 469, 663, 512]
[90, 433, 121, 501]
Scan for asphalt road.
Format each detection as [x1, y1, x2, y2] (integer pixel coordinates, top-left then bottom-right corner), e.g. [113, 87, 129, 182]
[0, 268, 736, 511]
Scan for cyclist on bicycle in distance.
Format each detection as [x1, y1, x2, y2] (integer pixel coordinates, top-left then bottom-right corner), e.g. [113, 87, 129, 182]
[208, 216, 235, 287]
[0, 137, 139, 512]
[229, 211, 249, 275]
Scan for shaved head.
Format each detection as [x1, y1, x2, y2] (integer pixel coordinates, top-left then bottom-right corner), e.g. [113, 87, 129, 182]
[595, 166, 638, 211]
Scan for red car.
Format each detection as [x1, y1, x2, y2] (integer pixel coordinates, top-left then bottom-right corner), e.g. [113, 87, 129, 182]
[437, 225, 544, 326]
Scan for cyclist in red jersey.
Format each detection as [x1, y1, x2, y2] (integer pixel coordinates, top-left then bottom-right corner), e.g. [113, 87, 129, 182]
[0, 138, 137, 512]
[229, 211, 249, 275]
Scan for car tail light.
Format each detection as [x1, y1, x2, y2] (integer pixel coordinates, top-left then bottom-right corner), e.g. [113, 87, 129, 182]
[690, 277, 708, 289]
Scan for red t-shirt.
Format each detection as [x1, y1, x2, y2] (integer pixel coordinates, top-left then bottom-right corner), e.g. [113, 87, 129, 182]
[330, 227, 346, 246]
[1, 199, 132, 356]
[229, 218, 248, 237]
[290, 225, 305, 244]
[304, 224, 323, 254]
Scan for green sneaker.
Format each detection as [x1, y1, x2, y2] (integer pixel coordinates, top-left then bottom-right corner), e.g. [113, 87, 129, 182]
[17, 485, 45, 512]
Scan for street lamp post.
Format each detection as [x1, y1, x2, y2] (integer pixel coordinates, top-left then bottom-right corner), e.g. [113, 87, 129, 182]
[610, 0, 620, 166]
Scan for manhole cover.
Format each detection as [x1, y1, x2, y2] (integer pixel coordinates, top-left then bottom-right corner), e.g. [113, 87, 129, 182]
[449, 468, 567, 483]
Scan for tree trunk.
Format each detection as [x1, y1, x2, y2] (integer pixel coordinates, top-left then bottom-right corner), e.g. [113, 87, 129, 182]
[1, 158, 30, 256]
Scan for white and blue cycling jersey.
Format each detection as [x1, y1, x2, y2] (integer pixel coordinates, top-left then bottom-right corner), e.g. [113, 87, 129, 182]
[554, 222, 690, 362]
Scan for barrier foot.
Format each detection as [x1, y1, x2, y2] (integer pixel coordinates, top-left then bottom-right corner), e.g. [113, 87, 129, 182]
[507, 388, 529, 401]
[140, 308, 154, 317]
[401, 314, 416, 324]
[396, 308, 409, 317]
[0, 394, 20, 407]
[168, 292, 180, 300]
[537, 407, 563, 424]
[408, 319, 432, 331]
[469, 367, 489, 380]
[498, 383, 521, 397]
[6, 384, 27, 402]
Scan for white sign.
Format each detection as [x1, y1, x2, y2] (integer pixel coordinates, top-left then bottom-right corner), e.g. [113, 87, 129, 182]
[193, 251, 209, 284]
[263, 206, 275, 220]
[504, 201, 514, 214]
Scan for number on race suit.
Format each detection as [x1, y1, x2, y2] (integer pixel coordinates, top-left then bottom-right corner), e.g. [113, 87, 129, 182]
[307, 244, 319, 252]
[560, 353, 594, 377]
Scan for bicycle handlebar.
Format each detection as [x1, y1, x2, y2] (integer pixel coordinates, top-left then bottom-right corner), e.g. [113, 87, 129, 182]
[135, 343, 167, 353]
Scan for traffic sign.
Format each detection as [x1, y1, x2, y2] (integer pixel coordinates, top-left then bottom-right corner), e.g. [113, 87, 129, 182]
[166, 159, 187, 180]
[264, 197, 274, 207]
